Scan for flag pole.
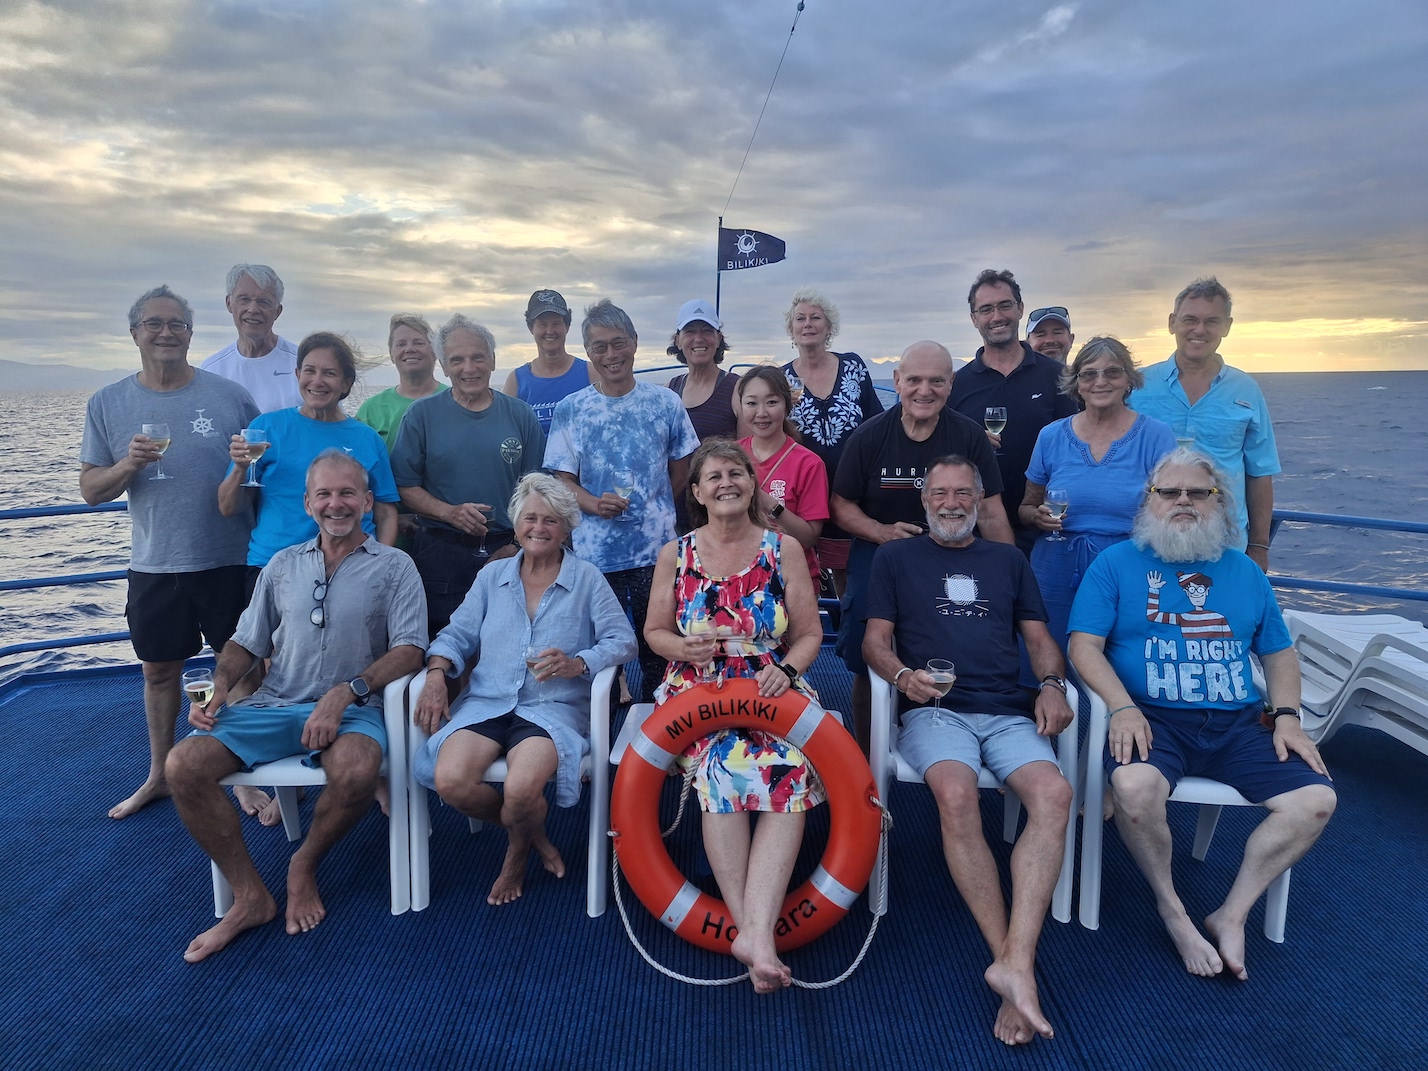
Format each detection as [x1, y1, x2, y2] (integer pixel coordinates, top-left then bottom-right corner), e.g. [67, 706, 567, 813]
[715, 216, 723, 317]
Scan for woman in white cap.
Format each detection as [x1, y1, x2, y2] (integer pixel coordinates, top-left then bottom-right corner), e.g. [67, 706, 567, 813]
[667, 299, 740, 531]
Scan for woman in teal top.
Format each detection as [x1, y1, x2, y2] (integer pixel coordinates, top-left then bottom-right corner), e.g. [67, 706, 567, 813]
[220, 332, 400, 572]
[1020, 337, 1177, 655]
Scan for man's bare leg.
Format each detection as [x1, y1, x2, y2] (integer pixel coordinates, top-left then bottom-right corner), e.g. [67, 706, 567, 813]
[984, 761, 1071, 1044]
[1204, 783, 1336, 980]
[111, 659, 184, 819]
[166, 736, 278, 961]
[227, 665, 273, 819]
[486, 738, 562, 905]
[1111, 764, 1222, 976]
[285, 733, 382, 935]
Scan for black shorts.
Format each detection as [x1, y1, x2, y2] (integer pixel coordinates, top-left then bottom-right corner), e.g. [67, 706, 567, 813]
[125, 566, 249, 664]
[465, 712, 552, 753]
[244, 565, 263, 604]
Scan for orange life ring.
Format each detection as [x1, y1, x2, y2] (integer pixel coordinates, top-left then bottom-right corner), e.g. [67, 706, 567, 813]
[611, 678, 881, 955]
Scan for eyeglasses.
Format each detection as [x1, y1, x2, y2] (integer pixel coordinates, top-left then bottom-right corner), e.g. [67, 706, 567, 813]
[1174, 315, 1227, 330]
[311, 578, 329, 628]
[1028, 307, 1068, 322]
[1076, 367, 1128, 383]
[1149, 486, 1220, 501]
[972, 300, 1019, 317]
[586, 336, 634, 357]
[137, 319, 192, 334]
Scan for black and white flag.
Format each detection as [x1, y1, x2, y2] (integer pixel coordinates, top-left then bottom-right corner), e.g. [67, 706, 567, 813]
[717, 227, 787, 272]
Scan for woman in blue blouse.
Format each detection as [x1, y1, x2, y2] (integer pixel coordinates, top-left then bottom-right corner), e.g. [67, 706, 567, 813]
[412, 472, 637, 905]
[1020, 337, 1177, 654]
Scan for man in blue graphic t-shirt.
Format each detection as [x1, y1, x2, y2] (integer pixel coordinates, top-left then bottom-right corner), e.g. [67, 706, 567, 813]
[1069, 448, 1335, 983]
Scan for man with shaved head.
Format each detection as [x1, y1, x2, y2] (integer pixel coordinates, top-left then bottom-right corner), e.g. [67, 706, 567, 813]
[831, 341, 1015, 751]
[202, 263, 302, 414]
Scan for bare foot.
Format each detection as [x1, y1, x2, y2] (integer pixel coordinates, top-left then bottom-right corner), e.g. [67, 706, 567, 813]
[109, 777, 170, 819]
[256, 787, 305, 828]
[993, 1000, 1038, 1046]
[1204, 908, 1248, 981]
[533, 834, 566, 879]
[731, 930, 791, 994]
[375, 777, 390, 818]
[183, 892, 278, 962]
[984, 961, 1053, 1042]
[285, 863, 327, 934]
[488, 844, 528, 905]
[1160, 908, 1223, 977]
[233, 784, 271, 817]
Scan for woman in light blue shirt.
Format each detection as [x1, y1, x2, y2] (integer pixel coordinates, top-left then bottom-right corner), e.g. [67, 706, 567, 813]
[412, 472, 636, 905]
[1020, 337, 1177, 655]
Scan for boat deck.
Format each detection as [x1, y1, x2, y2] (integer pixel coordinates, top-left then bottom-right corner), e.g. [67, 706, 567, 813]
[3, 656, 1425, 1070]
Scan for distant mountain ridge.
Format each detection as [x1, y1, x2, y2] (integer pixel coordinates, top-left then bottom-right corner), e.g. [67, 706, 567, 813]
[0, 359, 130, 392]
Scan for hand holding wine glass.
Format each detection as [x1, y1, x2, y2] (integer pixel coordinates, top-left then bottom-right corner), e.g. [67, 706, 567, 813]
[183, 668, 222, 729]
[612, 469, 635, 522]
[926, 659, 956, 709]
[141, 423, 172, 480]
[984, 407, 1007, 453]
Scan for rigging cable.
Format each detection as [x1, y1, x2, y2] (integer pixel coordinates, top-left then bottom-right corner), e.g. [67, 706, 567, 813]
[722, 1, 806, 217]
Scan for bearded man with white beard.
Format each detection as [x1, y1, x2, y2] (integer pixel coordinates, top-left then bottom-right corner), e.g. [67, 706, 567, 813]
[1069, 448, 1335, 984]
[862, 455, 1074, 1047]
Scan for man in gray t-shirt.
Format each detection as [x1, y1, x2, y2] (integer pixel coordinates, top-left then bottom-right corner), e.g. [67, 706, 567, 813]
[389, 314, 544, 634]
[80, 285, 260, 821]
[168, 451, 426, 961]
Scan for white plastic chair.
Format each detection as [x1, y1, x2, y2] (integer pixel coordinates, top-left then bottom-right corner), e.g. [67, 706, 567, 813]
[1077, 688, 1291, 941]
[1310, 636, 1428, 755]
[406, 665, 617, 917]
[212, 672, 415, 917]
[867, 669, 1080, 923]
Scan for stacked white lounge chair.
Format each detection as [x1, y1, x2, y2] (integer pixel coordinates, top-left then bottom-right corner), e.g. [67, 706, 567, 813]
[1283, 610, 1428, 756]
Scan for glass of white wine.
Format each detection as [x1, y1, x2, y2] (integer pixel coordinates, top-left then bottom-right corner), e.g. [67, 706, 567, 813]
[612, 469, 635, 522]
[142, 422, 172, 481]
[182, 668, 215, 709]
[240, 427, 269, 488]
[926, 659, 956, 710]
[1045, 488, 1070, 541]
[789, 385, 805, 409]
[524, 643, 545, 683]
[984, 407, 1007, 435]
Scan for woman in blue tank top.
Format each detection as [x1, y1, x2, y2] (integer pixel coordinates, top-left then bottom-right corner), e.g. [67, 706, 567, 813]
[502, 288, 590, 434]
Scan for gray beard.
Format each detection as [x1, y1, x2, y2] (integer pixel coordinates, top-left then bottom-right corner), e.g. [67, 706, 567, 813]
[928, 509, 977, 544]
[1132, 509, 1229, 563]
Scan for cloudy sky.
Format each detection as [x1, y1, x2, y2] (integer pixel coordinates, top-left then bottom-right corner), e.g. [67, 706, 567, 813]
[3, 0, 1425, 380]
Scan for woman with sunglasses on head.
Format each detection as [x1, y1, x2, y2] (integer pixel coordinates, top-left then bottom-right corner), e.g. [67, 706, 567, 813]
[1019, 337, 1176, 655]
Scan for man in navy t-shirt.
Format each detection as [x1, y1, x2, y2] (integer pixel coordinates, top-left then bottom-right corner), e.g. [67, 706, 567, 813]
[863, 455, 1073, 1047]
[1069, 448, 1334, 982]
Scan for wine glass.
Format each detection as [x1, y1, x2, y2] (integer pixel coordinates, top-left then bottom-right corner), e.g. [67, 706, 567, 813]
[984, 407, 1007, 454]
[524, 644, 545, 683]
[788, 385, 805, 409]
[142, 423, 172, 480]
[182, 668, 215, 709]
[474, 506, 492, 561]
[240, 427, 268, 488]
[926, 659, 956, 710]
[612, 469, 635, 522]
[1045, 488, 1070, 541]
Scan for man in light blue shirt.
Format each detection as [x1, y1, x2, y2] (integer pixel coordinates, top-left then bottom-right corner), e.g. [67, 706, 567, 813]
[1130, 278, 1279, 570]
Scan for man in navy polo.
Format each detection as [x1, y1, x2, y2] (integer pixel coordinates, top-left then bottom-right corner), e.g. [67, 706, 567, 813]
[949, 271, 1078, 557]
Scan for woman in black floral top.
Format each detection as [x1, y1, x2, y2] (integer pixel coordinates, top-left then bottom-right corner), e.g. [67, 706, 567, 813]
[780, 287, 884, 595]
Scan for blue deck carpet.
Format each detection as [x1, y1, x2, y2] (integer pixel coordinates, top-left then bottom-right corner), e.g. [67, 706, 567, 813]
[1, 657, 1424, 1070]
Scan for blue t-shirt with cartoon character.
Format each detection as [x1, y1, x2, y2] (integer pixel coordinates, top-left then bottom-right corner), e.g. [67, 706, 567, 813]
[544, 382, 700, 573]
[1069, 539, 1292, 711]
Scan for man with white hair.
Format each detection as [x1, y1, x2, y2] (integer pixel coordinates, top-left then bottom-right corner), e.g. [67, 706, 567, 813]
[862, 455, 1073, 1047]
[1068, 448, 1335, 982]
[201, 263, 302, 413]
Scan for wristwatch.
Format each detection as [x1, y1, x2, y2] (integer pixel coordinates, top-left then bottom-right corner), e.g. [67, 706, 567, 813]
[1040, 674, 1067, 693]
[769, 502, 786, 519]
[348, 676, 372, 706]
[1272, 706, 1301, 720]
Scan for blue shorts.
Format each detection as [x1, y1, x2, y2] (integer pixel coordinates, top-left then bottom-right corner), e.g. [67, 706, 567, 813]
[1109, 702, 1332, 804]
[190, 701, 386, 771]
[898, 707, 1057, 782]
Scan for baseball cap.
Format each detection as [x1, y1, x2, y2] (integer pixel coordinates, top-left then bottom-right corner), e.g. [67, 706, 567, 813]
[675, 298, 722, 332]
[526, 289, 571, 326]
[1026, 306, 1071, 333]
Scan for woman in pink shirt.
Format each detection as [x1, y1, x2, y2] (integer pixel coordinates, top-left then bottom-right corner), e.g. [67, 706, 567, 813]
[736, 366, 829, 584]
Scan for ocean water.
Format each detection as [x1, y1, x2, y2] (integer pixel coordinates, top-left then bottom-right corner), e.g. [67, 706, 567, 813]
[2, 370, 1425, 681]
